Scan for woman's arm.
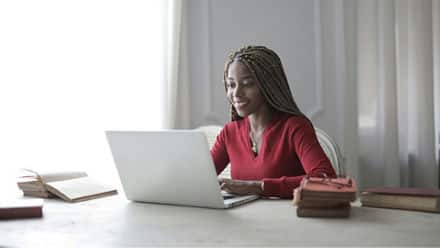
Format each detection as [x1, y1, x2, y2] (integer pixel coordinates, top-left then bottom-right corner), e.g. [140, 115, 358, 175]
[210, 127, 230, 175]
[262, 119, 336, 198]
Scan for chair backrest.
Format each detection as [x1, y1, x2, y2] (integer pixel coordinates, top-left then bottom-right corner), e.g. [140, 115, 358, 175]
[314, 128, 344, 176]
[195, 125, 222, 148]
[195, 125, 231, 178]
[196, 125, 344, 178]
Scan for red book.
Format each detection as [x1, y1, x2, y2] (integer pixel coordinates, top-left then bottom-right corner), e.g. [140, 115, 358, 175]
[296, 203, 351, 218]
[0, 199, 43, 219]
[298, 177, 357, 202]
[293, 177, 357, 218]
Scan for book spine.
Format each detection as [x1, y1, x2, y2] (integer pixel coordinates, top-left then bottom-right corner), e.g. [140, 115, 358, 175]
[0, 207, 43, 219]
[296, 200, 350, 208]
[23, 191, 55, 198]
[296, 206, 351, 218]
[361, 202, 440, 213]
[360, 194, 440, 213]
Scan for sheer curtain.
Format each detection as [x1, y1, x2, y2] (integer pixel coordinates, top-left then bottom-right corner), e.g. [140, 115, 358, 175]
[163, 0, 191, 129]
[355, 0, 439, 188]
[0, 0, 182, 196]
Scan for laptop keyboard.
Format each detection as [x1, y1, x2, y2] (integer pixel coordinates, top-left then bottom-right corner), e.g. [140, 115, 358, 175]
[222, 192, 238, 200]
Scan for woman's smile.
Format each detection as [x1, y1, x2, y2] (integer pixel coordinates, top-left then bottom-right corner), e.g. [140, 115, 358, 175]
[234, 100, 250, 109]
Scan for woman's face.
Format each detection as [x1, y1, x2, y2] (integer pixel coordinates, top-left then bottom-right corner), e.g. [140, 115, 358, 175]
[226, 61, 267, 117]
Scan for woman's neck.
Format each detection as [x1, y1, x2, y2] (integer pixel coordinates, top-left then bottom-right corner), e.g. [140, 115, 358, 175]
[248, 105, 275, 134]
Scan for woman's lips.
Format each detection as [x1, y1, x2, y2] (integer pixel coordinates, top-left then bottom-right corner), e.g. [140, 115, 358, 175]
[234, 101, 249, 109]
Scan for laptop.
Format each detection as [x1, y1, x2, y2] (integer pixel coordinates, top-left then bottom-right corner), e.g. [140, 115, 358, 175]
[106, 130, 259, 209]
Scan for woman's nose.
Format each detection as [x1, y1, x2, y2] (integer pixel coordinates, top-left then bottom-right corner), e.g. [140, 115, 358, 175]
[233, 85, 243, 97]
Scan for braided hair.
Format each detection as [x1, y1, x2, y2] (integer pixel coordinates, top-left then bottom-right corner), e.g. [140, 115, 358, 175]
[223, 45, 306, 121]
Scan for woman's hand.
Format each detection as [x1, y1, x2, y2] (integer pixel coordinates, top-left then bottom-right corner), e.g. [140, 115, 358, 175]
[219, 178, 263, 195]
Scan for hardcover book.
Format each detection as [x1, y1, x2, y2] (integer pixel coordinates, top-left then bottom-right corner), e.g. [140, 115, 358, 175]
[0, 199, 43, 219]
[299, 177, 357, 202]
[293, 176, 357, 218]
[296, 203, 351, 218]
[361, 187, 440, 213]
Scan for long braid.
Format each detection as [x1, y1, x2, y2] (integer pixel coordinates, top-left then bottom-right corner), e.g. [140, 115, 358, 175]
[223, 45, 306, 121]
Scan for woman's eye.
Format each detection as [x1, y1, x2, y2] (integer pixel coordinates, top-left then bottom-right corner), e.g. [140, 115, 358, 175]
[242, 80, 253, 86]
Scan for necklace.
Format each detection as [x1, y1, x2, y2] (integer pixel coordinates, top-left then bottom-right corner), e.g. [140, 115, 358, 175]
[249, 131, 259, 154]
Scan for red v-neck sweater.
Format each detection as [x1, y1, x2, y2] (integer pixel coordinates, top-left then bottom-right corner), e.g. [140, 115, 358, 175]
[210, 113, 336, 198]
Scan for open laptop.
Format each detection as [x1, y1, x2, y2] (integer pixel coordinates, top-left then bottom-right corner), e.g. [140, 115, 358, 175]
[106, 130, 259, 209]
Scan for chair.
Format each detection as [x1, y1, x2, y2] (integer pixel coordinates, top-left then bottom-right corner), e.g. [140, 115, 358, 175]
[196, 125, 344, 178]
[314, 128, 345, 177]
[195, 125, 231, 178]
[195, 125, 222, 149]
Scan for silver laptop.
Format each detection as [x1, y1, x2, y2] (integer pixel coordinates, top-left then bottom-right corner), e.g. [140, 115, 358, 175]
[106, 130, 259, 209]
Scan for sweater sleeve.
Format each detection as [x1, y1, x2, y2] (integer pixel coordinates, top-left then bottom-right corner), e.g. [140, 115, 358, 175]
[210, 127, 230, 175]
[262, 119, 336, 198]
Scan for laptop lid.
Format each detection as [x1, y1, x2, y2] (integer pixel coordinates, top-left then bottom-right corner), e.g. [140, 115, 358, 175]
[106, 130, 234, 208]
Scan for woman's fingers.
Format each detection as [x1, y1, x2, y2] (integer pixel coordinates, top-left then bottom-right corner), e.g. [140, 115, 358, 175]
[220, 180, 262, 195]
[221, 182, 233, 193]
[219, 178, 232, 184]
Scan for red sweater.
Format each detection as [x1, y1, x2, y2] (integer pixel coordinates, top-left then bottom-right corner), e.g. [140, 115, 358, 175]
[210, 112, 336, 198]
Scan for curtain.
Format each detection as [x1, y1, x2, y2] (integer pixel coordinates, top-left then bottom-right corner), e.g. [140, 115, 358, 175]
[355, 0, 439, 188]
[0, 1, 173, 196]
[163, 0, 192, 129]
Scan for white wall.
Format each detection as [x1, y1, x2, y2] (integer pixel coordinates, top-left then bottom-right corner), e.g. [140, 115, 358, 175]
[186, 0, 359, 180]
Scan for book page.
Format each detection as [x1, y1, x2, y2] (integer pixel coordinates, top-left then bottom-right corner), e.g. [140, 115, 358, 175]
[21, 169, 88, 183]
[39, 171, 88, 183]
[45, 177, 117, 202]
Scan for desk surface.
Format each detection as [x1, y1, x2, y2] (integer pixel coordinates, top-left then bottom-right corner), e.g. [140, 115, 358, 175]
[1, 195, 440, 247]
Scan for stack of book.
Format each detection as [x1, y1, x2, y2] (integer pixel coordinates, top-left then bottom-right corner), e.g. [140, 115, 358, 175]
[360, 187, 440, 213]
[17, 169, 117, 202]
[17, 170, 87, 198]
[293, 176, 357, 218]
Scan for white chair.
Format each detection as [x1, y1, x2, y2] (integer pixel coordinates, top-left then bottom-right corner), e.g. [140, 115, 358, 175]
[195, 125, 222, 148]
[195, 125, 231, 178]
[196, 125, 344, 178]
[314, 128, 345, 177]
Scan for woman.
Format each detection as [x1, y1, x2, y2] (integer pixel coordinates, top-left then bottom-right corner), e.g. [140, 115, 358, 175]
[211, 45, 336, 199]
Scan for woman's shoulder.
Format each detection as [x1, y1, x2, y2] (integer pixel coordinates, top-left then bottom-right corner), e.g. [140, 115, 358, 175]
[222, 118, 247, 134]
[273, 114, 316, 140]
[270, 114, 315, 137]
[279, 113, 312, 129]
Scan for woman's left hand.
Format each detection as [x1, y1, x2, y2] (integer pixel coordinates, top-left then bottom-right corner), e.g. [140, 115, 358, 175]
[219, 178, 263, 195]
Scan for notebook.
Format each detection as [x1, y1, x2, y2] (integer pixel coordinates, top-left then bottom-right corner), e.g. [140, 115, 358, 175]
[106, 130, 259, 209]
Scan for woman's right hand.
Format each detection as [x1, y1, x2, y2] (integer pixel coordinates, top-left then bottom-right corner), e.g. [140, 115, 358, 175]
[218, 178, 263, 195]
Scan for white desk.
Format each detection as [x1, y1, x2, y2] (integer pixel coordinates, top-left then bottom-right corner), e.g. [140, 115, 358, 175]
[2, 195, 440, 247]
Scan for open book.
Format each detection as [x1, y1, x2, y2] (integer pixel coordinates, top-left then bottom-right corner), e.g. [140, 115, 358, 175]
[17, 169, 117, 203]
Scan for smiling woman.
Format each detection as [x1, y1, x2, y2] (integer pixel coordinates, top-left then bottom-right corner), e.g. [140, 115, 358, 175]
[0, 0, 170, 190]
[213, 45, 337, 198]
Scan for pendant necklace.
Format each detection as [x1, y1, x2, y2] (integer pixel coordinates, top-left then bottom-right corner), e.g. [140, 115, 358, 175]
[250, 131, 258, 154]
